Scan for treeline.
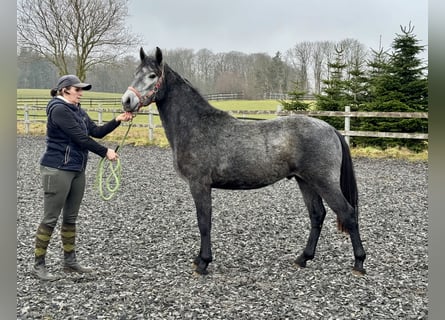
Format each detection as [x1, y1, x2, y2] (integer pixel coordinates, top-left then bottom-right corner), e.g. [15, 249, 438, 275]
[18, 38, 383, 98]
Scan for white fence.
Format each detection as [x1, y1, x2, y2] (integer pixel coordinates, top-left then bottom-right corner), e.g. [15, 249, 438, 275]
[201, 92, 316, 101]
[232, 106, 428, 145]
[17, 105, 428, 144]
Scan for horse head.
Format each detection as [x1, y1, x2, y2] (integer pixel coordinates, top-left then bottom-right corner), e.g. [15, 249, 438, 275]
[121, 47, 164, 112]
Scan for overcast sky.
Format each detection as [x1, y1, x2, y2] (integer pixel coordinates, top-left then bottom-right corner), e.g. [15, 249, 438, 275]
[127, 0, 428, 57]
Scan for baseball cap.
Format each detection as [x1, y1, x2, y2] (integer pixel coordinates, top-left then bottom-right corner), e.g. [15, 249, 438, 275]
[56, 75, 92, 91]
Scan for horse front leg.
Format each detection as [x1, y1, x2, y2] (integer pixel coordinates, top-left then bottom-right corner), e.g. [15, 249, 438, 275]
[295, 178, 327, 268]
[189, 182, 213, 275]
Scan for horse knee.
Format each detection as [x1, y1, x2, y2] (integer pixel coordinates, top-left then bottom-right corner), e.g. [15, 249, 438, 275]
[310, 211, 326, 229]
[306, 202, 326, 227]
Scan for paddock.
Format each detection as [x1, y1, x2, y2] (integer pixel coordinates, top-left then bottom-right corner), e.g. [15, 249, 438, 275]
[17, 135, 428, 319]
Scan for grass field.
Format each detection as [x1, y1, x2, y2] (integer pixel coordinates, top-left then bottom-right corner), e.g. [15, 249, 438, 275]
[16, 89, 428, 161]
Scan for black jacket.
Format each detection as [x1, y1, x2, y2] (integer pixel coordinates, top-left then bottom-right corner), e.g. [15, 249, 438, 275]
[40, 97, 121, 171]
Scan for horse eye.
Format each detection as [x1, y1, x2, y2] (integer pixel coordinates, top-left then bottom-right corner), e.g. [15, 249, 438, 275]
[148, 73, 156, 79]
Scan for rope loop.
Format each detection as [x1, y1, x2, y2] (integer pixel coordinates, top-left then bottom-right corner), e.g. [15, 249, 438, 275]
[95, 120, 133, 200]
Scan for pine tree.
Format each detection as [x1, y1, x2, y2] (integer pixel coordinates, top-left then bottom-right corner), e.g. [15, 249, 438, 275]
[347, 58, 370, 109]
[344, 56, 371, 145]
[360, 23, 428, 151]
[391, 23, 428, 112]
[315, 46, 350, 129]
[366, 47, 391, 102]
[268, 51, 287, 93]
[279, 81, 310, 111]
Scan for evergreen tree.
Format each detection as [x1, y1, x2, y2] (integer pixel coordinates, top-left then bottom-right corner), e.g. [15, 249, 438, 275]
[347, 58, 370, 109]
[391, 24, 428, 112]
[315, 46, 350, 129]
[360, 23, 428, 151]
[268, 51, 287, 93]
[279, 81, 310, 111]
[344, 56, 371, 144]
[366, 47, 391, 102]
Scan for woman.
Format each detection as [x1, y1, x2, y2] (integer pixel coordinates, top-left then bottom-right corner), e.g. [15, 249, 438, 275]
[33, 74, 133, 281]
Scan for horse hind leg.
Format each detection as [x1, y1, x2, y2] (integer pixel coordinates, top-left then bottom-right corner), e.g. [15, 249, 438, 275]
[320, 187, 366, 275]
[295, 177, 327, 269]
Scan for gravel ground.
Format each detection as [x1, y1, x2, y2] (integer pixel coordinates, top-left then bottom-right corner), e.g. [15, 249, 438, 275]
[17, 135, 428, 319]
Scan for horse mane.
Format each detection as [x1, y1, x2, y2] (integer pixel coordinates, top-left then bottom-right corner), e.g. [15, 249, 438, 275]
[163, 63, 234, 120]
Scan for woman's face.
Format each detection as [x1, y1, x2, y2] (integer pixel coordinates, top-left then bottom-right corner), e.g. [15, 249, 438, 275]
[63, 86, 84, 105]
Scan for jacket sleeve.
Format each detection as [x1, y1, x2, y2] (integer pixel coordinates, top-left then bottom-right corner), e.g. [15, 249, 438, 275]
[50, 106, 109, 157]
[83, 111, 121, 138]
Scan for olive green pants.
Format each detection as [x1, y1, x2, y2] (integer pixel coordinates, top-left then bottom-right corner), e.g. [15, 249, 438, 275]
[39, 165, 86, 228]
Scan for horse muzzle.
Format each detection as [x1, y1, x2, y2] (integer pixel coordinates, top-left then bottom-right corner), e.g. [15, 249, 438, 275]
[121, 87, 157, 112]
[121, 89, 143, 112]
[121, 89, 137, 112]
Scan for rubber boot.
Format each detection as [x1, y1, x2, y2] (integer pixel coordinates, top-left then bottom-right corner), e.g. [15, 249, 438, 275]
[61, 223, 93, 273]
[32, 223, 58, 281]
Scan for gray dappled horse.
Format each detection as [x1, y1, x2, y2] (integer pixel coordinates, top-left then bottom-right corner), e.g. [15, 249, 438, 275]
[121, 47, 366, 275]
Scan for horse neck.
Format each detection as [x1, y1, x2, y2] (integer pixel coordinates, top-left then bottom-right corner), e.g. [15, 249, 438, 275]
[156, 66, 233, 146]
[159, 66, 213, 112]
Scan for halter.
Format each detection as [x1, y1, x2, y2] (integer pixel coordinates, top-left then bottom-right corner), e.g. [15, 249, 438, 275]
[127, 64, 164, 111]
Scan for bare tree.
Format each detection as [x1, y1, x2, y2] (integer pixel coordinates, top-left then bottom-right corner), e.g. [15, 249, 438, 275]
[338, 38, 368, 81]
[287, 41, 313, 92]
[163, 48, 196, 82]
[17, 0, 140, 81]
[312, 42, 324, 95]
[194, 49, 216, 92]
[310, 41, 334, 94]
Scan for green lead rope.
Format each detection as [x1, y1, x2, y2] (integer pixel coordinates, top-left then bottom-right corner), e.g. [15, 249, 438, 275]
[95, 120, 133, 201]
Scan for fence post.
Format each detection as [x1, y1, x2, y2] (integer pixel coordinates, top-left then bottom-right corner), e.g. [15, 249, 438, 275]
[24, 105, 30, 135]
[148, 105, 154, 142]
[98, 105, 103, 125]
[344, 105, 350, 146]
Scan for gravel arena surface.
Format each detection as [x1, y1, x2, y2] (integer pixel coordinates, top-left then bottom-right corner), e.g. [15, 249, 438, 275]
[17, 135, 428, 319]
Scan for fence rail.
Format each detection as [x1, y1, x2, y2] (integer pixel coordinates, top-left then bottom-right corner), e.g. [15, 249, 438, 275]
[203, 93, 244, 101]
[17, 105, 428, 144]
[200, 92, 316, 101]
[16, 92, 315, 107]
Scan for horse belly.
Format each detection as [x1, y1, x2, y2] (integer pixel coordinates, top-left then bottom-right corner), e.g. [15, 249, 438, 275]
[213, 177, 283, 190]
[212, 152, 293, 190]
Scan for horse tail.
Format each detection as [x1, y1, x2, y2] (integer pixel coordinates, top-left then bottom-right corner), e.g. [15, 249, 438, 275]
[334, 130, 359, 234]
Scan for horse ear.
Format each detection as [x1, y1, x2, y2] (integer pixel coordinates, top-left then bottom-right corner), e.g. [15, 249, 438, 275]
[155, 47, 163, 64]
[140, 47, 146, 61]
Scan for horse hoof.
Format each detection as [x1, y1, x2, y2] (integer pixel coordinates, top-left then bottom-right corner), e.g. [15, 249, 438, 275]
[352, 267, 366, 276]
[294, 257, 307, 268]
[294, 262, 306, 269]
[193, 268, 209, 276]
[192, 259, 209, 275]
[193, 256, 201, 266]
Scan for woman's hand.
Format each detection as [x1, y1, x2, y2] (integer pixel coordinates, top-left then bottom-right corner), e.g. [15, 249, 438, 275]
[106, 148, 119, 161]
[115, 111, 134, 122]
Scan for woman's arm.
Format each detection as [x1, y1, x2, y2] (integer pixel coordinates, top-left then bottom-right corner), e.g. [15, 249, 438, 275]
[85, 111, 134, 138]
[50, 106, 109, 157]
